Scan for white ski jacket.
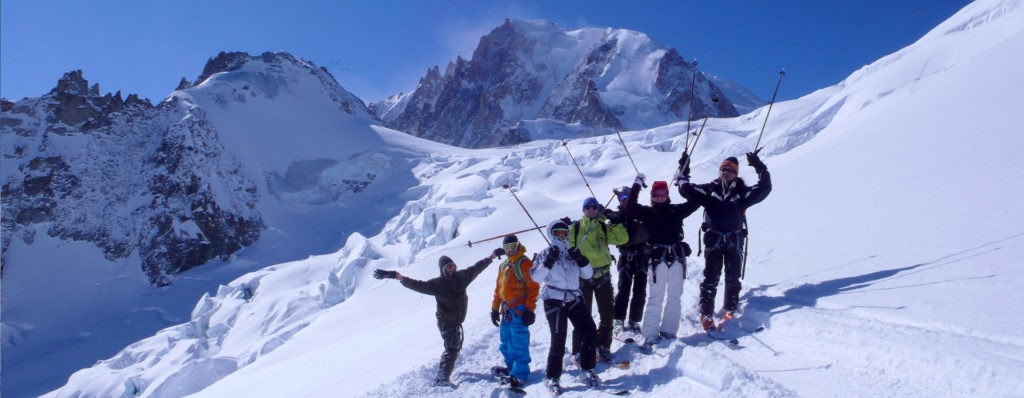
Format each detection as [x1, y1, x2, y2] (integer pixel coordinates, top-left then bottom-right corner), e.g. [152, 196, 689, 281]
[531, 220, 594, 302]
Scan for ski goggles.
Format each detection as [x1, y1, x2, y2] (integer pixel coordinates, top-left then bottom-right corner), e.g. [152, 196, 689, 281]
[552, 228, 569, 240]
[719, 166, 736, 174]
[502, 242, 520, 253]
[617, 192, 629, 201]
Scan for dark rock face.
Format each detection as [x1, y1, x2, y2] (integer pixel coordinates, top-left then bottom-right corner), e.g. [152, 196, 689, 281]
[376, 19, 741, 148]
[1, 71, 260, 285]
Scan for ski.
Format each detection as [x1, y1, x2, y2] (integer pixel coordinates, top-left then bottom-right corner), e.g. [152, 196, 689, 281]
[492, 366, 527, 394]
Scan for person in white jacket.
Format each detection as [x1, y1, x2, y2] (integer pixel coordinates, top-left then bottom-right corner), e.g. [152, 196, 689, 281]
[532, 220, 601, 391]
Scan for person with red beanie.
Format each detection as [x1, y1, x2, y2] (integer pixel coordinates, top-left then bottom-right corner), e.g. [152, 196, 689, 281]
[677, 150, 772, 331]
[623, 174, 700, 350]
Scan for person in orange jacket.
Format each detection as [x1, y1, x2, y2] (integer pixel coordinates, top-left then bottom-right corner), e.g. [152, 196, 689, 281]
[490, 234, 540, 388]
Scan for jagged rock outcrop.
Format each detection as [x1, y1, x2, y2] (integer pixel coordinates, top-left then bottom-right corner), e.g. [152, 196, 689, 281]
[1, 71, 260, 284]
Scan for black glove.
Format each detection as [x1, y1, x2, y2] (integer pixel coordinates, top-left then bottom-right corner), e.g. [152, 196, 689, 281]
[373, 269, 398, 280]
[521, 310, 536, 326]
[568, 247, 589, 267]
[543, 246, 559, 268]
[492, 247, 506, 258]
[603, 209, 623, 224]
[747, 150, 766, 172]
[490, 310, 500, 327]
[678, 152, 690, 168]
[560, 217, 572, 225]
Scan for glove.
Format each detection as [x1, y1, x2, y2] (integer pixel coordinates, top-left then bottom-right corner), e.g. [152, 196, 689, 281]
[492, 247, 506, 258]
[543, 246, 559, 268]
[747, 150, 766, 172]
[603, 209, 623, 224]
[521, 310, 536, 326]
[678, 152, 690, 168]
[634, 173, 646, 187]
[373, 269, 398, 280]
[490, 310, 500, 327]
[568, 247, 589, 267]
[673, 168, 689, 187]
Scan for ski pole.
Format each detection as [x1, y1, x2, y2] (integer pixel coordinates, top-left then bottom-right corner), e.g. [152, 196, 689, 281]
[753, 69, 786, 153]
[467, 226, 544, 247]
[685, 59, 698, 145]
[560, 139, 597, 198]
[678, 97, 718, 175]
[613, 130, 646, 188]
[502, 184, 550, 245]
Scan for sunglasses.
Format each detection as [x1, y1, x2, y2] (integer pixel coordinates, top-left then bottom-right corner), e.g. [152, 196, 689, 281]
[583, 205, 598, 210]
[720, 167, 736, 173]
[552, 228, 569, 240]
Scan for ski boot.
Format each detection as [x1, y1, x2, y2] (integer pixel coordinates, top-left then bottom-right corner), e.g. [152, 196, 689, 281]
[544, 377, 562, 395]
[580, 369, 601, 387]
[596, 346, 613, 363]
[700, 314, 716, 331]
[628, 321, 642, 333]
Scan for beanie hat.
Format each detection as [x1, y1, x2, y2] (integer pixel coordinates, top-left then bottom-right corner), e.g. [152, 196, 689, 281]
[502, 235, 519, 245]
[651, 180, 669, 196]
[582, 197, 600, 210]
[438, 255, 454, 276]
[720, 157, 740, 172]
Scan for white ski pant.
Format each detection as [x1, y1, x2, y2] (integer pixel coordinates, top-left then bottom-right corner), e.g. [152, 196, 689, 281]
[641, 260, 685, 341]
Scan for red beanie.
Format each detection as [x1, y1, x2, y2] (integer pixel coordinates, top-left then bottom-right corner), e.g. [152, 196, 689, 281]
[651, 180, 669, 197]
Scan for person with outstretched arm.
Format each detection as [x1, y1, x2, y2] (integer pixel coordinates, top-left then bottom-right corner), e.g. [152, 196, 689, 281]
[373, 248, 504, 387]
[676, 151, 772, 331]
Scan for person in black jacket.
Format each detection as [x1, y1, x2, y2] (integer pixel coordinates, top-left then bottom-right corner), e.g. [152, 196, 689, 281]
[677, 151, 772, 331]
[374, 248, 504, 386]
[623, 175, 700, 350]
[606, 186, 650, 339]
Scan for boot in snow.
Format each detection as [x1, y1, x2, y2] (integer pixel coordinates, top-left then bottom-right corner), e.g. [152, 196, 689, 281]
[544, 377, 562, 395]
[700, 314, 716, 331]
[580, 369, 601, 387]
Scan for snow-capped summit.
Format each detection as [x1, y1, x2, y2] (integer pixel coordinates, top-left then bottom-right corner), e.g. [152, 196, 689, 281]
[373, 18, 740, 148]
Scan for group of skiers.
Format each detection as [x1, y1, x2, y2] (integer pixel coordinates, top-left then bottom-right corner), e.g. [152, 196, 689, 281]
[374, 150, 772, 392]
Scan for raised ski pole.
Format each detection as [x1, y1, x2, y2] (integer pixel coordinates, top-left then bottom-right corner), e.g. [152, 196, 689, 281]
[468, 226, 544, 247]
[680, 97, 719, 173]
[560, 139, 597, 198]
[753, 69, 786, 152]
[613, 130, 646, 188]
[685, 59, 698, 144]
[503, 184, 550, 245]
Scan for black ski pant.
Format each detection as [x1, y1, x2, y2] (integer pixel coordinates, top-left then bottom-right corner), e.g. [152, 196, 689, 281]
[614, 249, 648, 324]
[437, 319, 463, 381]
[572, 272, 615, 351]
[544, 297, 596, 379]
[699, 247, 743, 317]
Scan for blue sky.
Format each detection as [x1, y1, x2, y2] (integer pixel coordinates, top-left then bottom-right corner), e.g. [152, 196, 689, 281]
[2, 0, 970, 106]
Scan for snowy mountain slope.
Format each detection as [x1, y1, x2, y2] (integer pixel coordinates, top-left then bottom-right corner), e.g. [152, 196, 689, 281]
[1, 52, 421, 397]
[376, 19, 739, 148]
[46, 1, 1024, 397]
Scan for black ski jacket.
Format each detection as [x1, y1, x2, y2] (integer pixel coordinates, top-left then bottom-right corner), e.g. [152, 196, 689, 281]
[678, 167, 772, 233]
[623, 182, 700, 246]
[400, 257, 492, 323]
